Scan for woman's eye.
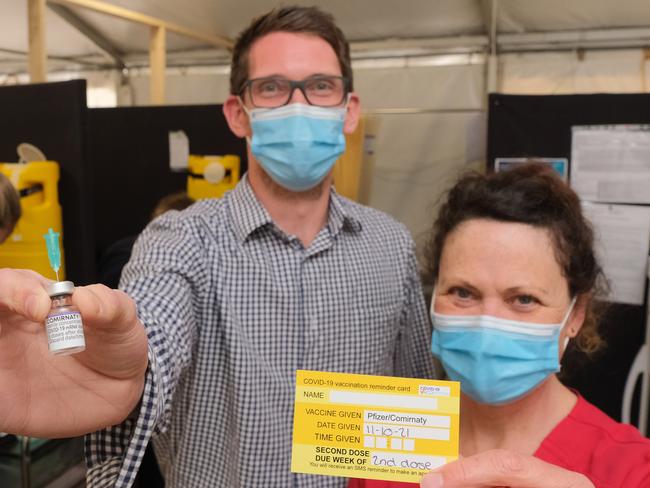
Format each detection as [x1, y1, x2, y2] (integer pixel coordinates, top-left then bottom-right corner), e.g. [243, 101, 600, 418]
[450, 287, 472, 299]
[515, 295, 538, 305]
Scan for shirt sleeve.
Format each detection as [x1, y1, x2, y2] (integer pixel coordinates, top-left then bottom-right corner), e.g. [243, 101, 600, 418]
[85, 212, 208, 487]
[393, 240, 439, 380]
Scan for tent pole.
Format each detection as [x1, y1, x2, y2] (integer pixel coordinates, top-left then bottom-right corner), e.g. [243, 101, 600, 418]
[28, 0, 47, 82]
[485, 0, 499, 95]
[149, 26, 166, 105]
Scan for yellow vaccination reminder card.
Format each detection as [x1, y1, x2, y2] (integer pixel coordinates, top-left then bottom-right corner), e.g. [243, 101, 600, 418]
[291, 370, 460, 483]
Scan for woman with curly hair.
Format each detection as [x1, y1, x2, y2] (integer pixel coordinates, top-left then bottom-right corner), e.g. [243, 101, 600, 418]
[352, 163, 650, 488]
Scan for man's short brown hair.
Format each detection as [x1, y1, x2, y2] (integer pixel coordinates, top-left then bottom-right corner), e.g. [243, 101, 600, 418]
[229, 6, 353, 95]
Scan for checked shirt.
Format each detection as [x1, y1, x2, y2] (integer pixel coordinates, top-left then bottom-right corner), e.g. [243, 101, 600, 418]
[85, 176, 436, 487]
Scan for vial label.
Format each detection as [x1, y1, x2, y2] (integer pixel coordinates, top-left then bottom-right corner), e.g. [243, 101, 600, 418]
[45, 311, 86, 352]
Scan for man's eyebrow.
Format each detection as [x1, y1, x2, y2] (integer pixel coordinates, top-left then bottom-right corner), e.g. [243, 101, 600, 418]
[251, 73, 341, 80]
[250, 74, 284, 79]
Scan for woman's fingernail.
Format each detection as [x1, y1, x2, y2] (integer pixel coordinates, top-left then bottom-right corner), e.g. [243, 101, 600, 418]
[424, 473, 444, 488]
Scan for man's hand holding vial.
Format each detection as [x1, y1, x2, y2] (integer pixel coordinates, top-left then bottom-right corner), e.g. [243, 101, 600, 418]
[0, 268, 148, 438]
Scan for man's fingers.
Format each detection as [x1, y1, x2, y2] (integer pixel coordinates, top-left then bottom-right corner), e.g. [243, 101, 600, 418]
[0, 270, 138, 333]
[72, 285, 139, 333]
[0, 269, 51, 322]
[421, 450, 594, 488]
[70, 285, 148, 381]
[0, 270, 139, 334]
[11, 268, 53, 287]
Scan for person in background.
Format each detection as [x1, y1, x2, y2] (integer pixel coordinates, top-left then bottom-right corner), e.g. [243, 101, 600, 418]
[97, 191, 194, 289]
[351, 164, 650, 488]
[0, 172, 20, 243]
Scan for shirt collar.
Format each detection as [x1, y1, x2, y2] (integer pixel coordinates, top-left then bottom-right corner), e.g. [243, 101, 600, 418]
[229, 176, 363, 243]
[328, 187, 363, 237]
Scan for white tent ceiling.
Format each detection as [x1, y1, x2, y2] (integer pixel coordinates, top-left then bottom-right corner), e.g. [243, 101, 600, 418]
[2, 0, 650, 74]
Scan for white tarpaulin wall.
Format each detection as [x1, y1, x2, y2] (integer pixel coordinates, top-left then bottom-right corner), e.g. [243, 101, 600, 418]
[356, 62, 485, 250]
[501, 49, 650, 94]
[363, 110, 485, 251]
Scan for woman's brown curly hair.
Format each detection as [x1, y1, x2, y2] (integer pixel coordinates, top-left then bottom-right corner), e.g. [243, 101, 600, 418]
[423, 163, 607, 356]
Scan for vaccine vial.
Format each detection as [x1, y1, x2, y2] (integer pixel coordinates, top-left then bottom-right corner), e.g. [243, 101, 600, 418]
[45, 281, 86, 355]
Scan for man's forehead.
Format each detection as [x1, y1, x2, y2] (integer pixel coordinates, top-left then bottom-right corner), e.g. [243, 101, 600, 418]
[247, 31, 341, 79]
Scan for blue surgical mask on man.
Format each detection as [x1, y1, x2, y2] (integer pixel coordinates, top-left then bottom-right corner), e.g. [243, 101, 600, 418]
[244, 102, 347, 192]
[430, 290, 577, 405]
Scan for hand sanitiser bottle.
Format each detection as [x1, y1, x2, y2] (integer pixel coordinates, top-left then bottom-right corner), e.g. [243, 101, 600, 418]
[45, 280, 86, 355]
[43, 227, 86, 355]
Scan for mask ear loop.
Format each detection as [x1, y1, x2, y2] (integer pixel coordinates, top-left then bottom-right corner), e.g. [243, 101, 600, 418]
[339, 93, 352, 123]
[237, 96, 254, 146]
[429, 284, 438, 316]
[239, 98, 251, 116]
[561, 296, 578, 353]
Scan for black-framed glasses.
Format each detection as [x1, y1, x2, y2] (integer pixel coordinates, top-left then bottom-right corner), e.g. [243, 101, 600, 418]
[241, 75, 349, 108]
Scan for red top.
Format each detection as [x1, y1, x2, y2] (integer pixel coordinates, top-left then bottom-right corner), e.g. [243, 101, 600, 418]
[348, 395, 650, 488]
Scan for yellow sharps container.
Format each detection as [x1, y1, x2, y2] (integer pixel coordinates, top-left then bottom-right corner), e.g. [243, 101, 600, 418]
[0, 161, 64, 280]
[187, 155, 240, 200]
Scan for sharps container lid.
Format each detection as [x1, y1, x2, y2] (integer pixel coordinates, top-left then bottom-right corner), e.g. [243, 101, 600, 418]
[47, 280, 75, 297]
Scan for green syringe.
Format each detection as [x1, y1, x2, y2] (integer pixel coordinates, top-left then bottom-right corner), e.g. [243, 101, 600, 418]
[43, 228, 61, 281]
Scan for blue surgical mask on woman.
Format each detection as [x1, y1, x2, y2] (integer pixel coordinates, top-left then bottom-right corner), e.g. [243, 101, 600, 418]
[244, 102, 347, 191]
[430, 291, 577, 405]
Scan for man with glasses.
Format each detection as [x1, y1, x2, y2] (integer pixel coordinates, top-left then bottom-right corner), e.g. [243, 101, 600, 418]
[96, 6, 433, 487]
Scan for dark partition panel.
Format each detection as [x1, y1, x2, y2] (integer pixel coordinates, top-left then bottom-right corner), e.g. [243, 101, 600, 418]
[0, 80, 94, 284]
[487, 93, 650, 173]
[487, 92, 650, 423]
[87, 105, 247, 258]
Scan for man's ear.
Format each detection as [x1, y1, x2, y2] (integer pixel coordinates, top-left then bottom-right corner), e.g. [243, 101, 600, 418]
[223, 95, 251, 138]
[343, 92, 361, 135]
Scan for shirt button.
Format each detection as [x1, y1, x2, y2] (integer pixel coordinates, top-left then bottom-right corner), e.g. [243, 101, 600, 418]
[292, 241, 305, 252]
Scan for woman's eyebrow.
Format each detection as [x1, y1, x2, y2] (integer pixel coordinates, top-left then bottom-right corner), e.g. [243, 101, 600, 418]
[441, 278, 480, 294]
[503, 285, 549, 295]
